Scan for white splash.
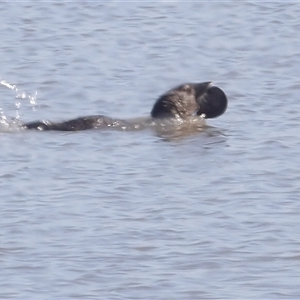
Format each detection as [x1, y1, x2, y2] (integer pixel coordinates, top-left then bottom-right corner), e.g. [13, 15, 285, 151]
[0, 80, 17, 91]
[0, 78, 38, 131]
[1, 79, 38, 108]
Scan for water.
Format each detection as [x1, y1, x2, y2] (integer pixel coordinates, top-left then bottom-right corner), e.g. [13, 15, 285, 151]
[1, 2, 300, 299]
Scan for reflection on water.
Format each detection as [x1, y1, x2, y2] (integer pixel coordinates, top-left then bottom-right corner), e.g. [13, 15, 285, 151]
[153, 117, 207, 141]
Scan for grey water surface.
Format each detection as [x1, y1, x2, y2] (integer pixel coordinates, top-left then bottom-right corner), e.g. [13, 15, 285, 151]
[1, 2, 300, 299]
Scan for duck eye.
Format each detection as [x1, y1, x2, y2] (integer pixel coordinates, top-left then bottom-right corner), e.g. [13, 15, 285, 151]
[181, 84, 190, 92]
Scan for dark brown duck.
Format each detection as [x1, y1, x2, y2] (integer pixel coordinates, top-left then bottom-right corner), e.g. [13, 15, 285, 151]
[23, 82, 228, 131]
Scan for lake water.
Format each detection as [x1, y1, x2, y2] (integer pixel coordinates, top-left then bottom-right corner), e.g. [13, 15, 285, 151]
[1, 2, 300, 299]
